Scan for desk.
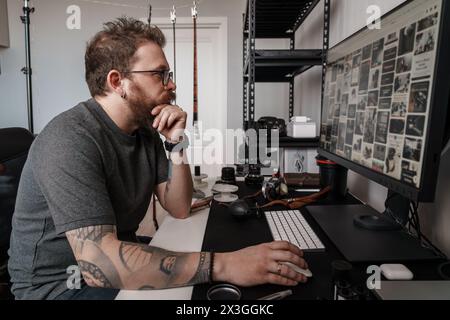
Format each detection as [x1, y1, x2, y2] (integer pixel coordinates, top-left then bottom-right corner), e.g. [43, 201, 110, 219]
[117, 181, 443, 300]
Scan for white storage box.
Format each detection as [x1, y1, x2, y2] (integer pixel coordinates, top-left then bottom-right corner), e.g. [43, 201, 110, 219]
[287, 117, 316, 138]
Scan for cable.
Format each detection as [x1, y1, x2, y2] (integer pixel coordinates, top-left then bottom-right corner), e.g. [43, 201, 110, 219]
[76, 0, 206, 11]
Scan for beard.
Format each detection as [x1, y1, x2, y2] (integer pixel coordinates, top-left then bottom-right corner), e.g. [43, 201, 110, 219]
[126, 82, 177, 129]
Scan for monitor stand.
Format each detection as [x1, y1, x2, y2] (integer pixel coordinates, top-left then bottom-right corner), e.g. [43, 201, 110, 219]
[353, 191, 409, 231]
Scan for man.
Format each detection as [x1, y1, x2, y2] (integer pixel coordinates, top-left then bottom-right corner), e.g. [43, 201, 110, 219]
[8, 17, 308, 300]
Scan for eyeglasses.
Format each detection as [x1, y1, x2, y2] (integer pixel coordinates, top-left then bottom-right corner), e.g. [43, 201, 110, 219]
[123, 69, 173, 86]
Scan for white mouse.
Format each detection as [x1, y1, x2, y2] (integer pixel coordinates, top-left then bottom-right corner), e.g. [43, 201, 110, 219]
[281, 262, 313, 278]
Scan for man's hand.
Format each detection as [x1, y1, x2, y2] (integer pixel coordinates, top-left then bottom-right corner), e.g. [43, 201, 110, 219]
[151, 105, 187, 142]
[214, 241, 309, 287]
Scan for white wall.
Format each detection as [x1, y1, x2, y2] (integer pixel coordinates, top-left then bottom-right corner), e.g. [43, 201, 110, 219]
[295, 0, 450, 257]
[0, 0, 246, 132]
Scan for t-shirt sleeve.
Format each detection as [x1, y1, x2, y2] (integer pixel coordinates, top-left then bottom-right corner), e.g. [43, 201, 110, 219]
[154, 131, 169, 185]
[33, 125, 116, 235]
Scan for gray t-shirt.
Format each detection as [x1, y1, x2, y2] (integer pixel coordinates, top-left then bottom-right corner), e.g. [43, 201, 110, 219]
[8, 98, 169, 300]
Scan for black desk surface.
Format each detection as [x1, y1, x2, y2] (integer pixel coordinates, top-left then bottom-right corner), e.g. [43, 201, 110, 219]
[191, 182, 444, 300]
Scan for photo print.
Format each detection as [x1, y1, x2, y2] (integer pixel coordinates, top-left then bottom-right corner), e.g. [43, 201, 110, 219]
[408, 81, 429, 113]
[383, 60, 396, 73]
[368, 91, 379, 107]
[403, 137, 422, 162]
[371, 39, 385, 68]
[369, 68, 381, 90]
[344, 146, 353, 160]
[384, 47, 397, 62]
[346, 119, 355, 146]
[394, 73, 411, 94]
[340, 94, 349, 116]
[398, 23, 416, 56]
[359, 61, 370, 94]
[352, 54, 362, 86]
[380, 86, 393, 98]
[362, 43, 372, 61]
[357, 95, 368, 110]
[379, 98, 392, 110]
[353, 137, 362, 154]
[406, 115, 426, 137]
[375, 111, 390, 144]
[355, 112, 365, 135]
[374, 144, 387, 161]
[332, 118, 339, 137]
[386, 135, 404, 179]
[363, 108, 377, 144]
[415, 28, 436, 56]
[385, 31, 399, 46]
[401, 160, 420, 187]
[396, 54, 413, 73]
[348, 104, 357, 119]
[372, 160, 385, 173]
[362, 143, 374, 166]
[350, 88, 358, 104]
[390, 119, 405, 135]
[418, 12, 439, 32]
[326, 121, 333, 140]
[391, 97, 407, 117]
[381, 73, 394, 86]
[337, 122, 347, 152]
[331, 137, 337, 154]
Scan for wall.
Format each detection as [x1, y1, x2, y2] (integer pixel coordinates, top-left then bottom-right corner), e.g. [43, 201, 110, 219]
[295, 0, 450, 257]
[0, 0, 247, 132]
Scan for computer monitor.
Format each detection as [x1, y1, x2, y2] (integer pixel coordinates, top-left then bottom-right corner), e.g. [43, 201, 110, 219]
[319, 0, 450, 212]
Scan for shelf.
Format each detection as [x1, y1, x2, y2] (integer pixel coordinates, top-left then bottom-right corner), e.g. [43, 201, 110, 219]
[244, 0, 321, 38]
[263, 136, 320, 148]
[244, 49, 323, 82]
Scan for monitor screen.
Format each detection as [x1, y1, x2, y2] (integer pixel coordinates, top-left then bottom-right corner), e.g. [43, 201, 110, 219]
[319, 0, 450, 201]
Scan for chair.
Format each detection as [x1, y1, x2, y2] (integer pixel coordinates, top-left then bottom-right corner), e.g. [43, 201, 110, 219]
[0, 128, 34, 300]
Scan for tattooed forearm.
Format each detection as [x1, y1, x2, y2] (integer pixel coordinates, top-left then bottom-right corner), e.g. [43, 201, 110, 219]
[66, 225, 213, 290]
[78, 260, 114, 288]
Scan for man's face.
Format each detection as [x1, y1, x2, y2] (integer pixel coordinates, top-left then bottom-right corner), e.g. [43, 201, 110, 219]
[124, 41, 176, 127]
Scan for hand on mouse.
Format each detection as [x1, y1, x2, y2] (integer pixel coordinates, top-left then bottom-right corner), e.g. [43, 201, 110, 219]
[212, 241, 309, 287]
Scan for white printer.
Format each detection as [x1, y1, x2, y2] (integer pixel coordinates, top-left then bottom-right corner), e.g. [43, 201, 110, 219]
[287, 116, 316, 138]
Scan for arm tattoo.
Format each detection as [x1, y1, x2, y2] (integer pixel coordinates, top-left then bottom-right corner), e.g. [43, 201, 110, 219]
[119, 242, 154, 272]
[78, 260, 114, 288]
[160, 256, 177, 275]
[187, 252, 211, 285]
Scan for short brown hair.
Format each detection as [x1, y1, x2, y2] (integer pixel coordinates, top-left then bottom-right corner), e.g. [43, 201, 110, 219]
[85, 17, 166, 97]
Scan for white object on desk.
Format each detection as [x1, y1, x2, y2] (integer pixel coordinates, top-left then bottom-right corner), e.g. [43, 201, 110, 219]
[287, 117, 316, 138]
[380, 264, 414, 280]
[212, 183, 239, 203]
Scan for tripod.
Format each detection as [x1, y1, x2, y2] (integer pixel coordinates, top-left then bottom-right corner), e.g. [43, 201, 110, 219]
[20, 0, 35, 134]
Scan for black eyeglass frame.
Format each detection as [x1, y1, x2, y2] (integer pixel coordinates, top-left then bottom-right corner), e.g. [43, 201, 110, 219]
[123, 69, 173, 86]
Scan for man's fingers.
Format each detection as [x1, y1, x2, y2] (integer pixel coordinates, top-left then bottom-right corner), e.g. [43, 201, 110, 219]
[270, 251, 308, 270]
[266, 273, 299, 287]
[157, 112, 171, 132]
[270, 261, 306, 283]
[268, 241, 303, 257]
[151, 104, 169, 116]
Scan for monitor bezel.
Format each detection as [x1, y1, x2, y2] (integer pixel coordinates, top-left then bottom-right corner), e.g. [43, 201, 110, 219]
[318, 0, 450, 202]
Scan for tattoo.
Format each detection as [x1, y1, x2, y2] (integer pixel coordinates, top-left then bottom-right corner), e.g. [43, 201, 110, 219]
[119, 242, 153, 272]
[160, 256, 177, 275]
[187, 252, 211, 285]
[78, 260, 114, 288]
[66, 225, 116, 257]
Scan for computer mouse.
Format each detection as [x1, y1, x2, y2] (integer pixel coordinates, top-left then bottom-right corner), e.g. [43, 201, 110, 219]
[281, 261, 313, 278]
[228, 199, 254, 219]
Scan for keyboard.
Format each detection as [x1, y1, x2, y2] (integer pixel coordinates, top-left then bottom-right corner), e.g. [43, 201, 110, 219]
[265, 210, 325, 252]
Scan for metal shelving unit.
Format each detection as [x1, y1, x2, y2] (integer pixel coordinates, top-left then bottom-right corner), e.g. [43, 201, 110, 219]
[243, 0, 330, 153]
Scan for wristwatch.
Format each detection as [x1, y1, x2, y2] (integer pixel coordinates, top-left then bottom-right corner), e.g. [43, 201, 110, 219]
[164, 134, 189, 152]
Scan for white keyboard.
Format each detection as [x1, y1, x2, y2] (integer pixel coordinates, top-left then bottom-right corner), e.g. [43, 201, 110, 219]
[265, 210, 325, 252]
